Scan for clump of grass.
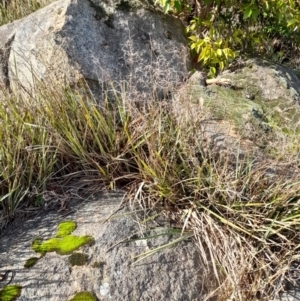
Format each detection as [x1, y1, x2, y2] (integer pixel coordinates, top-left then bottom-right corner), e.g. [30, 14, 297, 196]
[126, 99, 300, 300]
[0, 80, 143, 230]
[0, 0, 51, 25]
[0, 92, 59, 228]
[1, 77, 300, 300]
[0, 27, 299, 299]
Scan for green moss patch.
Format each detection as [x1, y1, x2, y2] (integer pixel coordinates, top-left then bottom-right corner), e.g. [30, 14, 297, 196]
[0, 285, 22, 301]
[32, 235, 94, 255]
[68, 253, 88, 266]
[56, 221, 77, 238]
[69, 291, 96, 301]
[24, 257, 40, 268]
[31, 220, 95, 255]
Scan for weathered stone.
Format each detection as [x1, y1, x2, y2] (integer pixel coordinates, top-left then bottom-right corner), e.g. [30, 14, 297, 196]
[0, 192, 215, 300]
[172, 59, 300, 165]
[0, 0, 190, 100]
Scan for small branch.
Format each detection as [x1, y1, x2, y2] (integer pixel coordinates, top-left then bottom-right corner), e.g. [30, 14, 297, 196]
[206, 78, 231, 86]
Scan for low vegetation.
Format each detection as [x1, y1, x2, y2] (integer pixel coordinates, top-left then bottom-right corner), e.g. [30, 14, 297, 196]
[156, 0, 300, 77]
[1, 1, 300, 301]
[0, 0, 49, 25]
[1, 77, 300, 300]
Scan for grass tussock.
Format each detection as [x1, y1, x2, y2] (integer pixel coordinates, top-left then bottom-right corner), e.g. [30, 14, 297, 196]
[0, 0, 52, 26]
[1, 2, 300, 300]
[0, 77, 300, 300]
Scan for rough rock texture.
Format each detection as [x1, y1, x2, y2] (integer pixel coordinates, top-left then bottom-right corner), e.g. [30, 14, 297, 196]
[173, 59, 300, 167]
[279, 291, 300, 301]
[0, 0, 190, 100]
[0, 192, 214, 301]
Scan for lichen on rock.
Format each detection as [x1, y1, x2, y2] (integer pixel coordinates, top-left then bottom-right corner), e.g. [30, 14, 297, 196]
[174, 58, 300, 163]
[68, 253, 88, 266]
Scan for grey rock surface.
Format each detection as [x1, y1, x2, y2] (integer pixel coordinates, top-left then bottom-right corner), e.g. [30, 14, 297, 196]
[0, 0, 190, 100]
[173, 59, 300, 166]
[278, 291, 300, 301]
[0, 191, 212, 301]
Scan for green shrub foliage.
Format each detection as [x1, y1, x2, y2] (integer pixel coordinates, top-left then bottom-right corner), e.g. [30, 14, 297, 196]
[155, 0, 300, 76]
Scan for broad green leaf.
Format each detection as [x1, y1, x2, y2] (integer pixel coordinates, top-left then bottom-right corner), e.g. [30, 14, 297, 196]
[243, 6, 252, 19]
[251, 5, 259, 20]
[215, 38, 223, 47]
[189, 23, 196, 31]
[163, 1, 170, 13]
[264, 0, 269, 10]
[174, 0, 182, 12]
[216, 49, 223, 57]
[204, 36, 211, 44]
[223, 48, 229, 59]
[210, 48, 217, 60]
[210, 58, 220, 64]
[287, 19, 298, 27]
[209, 66, 216, 75]
[189, 35, 198, 42]
[198, 47, 210, 63]
[219, 61, 225, 70]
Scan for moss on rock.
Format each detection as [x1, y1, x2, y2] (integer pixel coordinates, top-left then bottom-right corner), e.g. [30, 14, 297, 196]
[31, 220, 95, 255]
[69, 291, 96, 301]
[190, 59, 300, 158]
[56, 220, 77, 238]
[0, 285, 22, 301]
[24, 257, 40, 268]
[32, 235, 94, 255]
[91, 261, 104, 268]
[68, 253, 88, 266]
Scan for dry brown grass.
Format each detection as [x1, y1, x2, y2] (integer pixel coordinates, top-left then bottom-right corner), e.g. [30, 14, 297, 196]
[1, 68, 300, 300]
[0, 0, 53, 25]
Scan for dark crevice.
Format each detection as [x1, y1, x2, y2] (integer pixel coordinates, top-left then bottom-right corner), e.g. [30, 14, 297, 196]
[0, 33, 15, 92]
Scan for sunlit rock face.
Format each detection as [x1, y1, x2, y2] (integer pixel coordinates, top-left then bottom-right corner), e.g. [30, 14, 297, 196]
[0, 0, 191, 101]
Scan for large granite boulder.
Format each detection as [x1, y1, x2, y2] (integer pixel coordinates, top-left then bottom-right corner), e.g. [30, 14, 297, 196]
[0, 0, 190, 100]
